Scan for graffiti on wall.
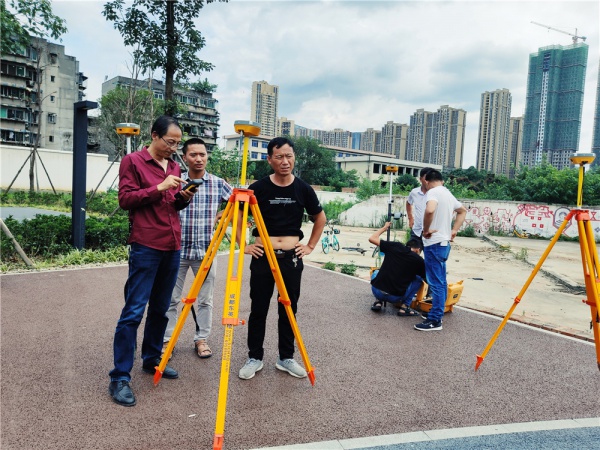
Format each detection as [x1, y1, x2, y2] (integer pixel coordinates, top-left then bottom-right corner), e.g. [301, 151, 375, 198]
[464, 202, 600, 239]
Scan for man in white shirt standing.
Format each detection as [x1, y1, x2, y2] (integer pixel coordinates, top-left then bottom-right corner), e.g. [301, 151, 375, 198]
[406, 167, 433, 247]
[415, 169, 466, 331]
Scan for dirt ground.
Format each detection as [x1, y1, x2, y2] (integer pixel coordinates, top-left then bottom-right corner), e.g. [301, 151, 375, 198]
[303, 223, 596, 342]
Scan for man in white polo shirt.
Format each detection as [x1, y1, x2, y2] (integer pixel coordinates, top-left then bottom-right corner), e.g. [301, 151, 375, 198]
[415, 169, 466, 331]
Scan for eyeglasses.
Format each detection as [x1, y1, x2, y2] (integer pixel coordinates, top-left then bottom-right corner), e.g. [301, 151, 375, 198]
[161, 137, 183, 150]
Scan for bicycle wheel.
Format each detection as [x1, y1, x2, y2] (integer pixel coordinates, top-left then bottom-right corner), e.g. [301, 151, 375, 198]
[322, 238, 330, 254]
[332, 236, 340, 251]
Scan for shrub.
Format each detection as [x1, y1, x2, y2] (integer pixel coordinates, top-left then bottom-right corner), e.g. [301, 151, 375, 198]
[340, 262, 357, 276]
[322, 199, 357, 222]
[457, 225, 476, 237]
[323, 261, 336, 271]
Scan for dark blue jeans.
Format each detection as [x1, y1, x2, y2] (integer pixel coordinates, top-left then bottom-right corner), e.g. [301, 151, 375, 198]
[110, 243, 180, 382]
[423, 242, 451, 322]
[371, 270, 424, 307]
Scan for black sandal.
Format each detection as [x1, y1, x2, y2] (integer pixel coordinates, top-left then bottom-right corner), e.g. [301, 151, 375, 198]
[397, 306, 419, 316]
[371, 301, 383, 312]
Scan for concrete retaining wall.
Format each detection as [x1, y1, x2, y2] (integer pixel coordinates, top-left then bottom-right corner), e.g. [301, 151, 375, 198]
[340, 194, 600, 240]
[1, 145, 120, 192]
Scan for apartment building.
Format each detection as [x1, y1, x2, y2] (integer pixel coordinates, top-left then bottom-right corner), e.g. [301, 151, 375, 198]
[1, 37, 87, 151]
[508, 116, 524, 178]
[251, 80, 278, 137]
[476, 89, 512, 176]
[380, 120, 409, 159]
[102, 76, 219, 149]
[522, 43, 588, 170]
[407, 106, 465, 170]
[592, 69, 600, 168]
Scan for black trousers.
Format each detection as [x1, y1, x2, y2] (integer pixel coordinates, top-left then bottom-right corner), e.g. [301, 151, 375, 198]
[247, 253, 303, 360]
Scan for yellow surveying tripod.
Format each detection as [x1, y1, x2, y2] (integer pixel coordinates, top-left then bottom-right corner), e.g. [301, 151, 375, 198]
[152, 121, 316, 450]
[475, 153, 600, 371]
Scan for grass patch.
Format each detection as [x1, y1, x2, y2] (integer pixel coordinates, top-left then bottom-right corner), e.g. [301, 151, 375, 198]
[323, 261, 336, 271]
[340, 262, 357, 276]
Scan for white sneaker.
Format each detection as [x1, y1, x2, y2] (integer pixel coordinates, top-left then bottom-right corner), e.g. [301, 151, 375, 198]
[238, 358, 263, 380]
[275, 358, 307, 378]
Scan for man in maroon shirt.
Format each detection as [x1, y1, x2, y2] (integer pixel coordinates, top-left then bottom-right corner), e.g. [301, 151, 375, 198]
[109, 116, 193, 407]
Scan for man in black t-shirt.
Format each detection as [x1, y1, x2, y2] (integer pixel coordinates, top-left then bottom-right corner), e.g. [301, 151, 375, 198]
[369, 222, 426, 317]
[239, 137, 326, 380]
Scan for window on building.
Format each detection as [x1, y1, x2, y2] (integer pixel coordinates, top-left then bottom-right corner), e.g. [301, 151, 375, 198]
[261, 142, 268, 149]
[251, 140, 258, 147]
[251, 152, 258, 159]
[48, 135, 54, 142]
[50, 75, 55, 82]
[373, 164, 381, 174]
[261, 153, 267, 160]
[48, 113, 57, 124]
[50, 95, 55, 102]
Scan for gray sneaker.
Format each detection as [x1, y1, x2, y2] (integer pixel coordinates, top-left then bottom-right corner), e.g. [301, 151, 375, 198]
[238, 358, 263, 380]
[276, 358, 307, 378]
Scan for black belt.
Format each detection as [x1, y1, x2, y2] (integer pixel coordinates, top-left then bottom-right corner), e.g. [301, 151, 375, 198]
[274, 249, 297, 259]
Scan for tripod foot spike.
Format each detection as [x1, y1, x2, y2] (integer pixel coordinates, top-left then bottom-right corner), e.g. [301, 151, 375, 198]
[475, 355, 484, 371]
[307, 369, 316, 386]
[153, 367, 163, 386]
[213, 434, 224, 450]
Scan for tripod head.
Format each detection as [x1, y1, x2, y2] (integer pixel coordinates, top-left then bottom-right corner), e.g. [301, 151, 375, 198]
[570, 153, 595, 207]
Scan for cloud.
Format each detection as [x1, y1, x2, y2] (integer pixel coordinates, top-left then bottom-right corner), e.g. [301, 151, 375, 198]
[52, 0, 599, 167]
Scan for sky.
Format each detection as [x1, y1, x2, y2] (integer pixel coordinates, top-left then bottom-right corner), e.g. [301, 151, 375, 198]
[50, 0, 599, 168]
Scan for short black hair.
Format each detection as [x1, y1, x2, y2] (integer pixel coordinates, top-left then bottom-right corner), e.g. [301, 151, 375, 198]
[419, 167, 433, 178]
[182, 137, 206, 155]
[151, 115, 180, 137]
[406, 239, 422, 251]
[425, 169, 443, 182]
[267, 137, 294, 156]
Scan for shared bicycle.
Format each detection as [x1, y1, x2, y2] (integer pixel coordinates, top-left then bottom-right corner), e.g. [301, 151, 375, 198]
[321, 220, 341, 253]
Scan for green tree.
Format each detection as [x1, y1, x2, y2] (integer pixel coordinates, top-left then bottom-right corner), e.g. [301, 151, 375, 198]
[206, 146, 244, 183]
[0, 0, 66, 55]
[292, 137, 337, 185]
[103, 0, 227, 116]
[394, 173, 419, 191]
[97, 85, 164, 160]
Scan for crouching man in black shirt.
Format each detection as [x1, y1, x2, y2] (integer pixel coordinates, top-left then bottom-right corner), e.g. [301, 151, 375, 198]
[239, 137, 326, 380]
[369, 222, 426, 317]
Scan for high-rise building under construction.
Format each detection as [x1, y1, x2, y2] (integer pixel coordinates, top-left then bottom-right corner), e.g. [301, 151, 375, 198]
[522, 43, 588, 170]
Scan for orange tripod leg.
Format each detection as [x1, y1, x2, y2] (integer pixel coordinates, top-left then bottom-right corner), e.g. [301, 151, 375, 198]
[250, 200, 316, 385]
[475, 210, 575, 370]
[213, 189, 251, 450]
[576, 214, 600, 370]
[154, 201, 235, 386]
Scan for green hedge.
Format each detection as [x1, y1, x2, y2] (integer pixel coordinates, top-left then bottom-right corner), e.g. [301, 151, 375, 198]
[1, 214, 129, 263]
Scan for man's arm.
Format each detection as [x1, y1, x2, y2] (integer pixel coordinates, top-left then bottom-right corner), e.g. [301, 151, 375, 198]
[368, 222, 391, 247]
[450, 205, 467, 241]
[421, 200, 437, 239]
[406, 201, 414, 230]
[295, 210, 326, 258]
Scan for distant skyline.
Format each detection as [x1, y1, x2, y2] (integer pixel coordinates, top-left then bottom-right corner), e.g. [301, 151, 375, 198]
[51, 0, 599, 168]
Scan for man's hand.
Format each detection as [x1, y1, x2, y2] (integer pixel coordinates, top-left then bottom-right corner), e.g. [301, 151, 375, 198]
[422, 229, 437, 239]
[158, 175, 186, 192]
[245, 243, 264, 259]
[178, 189, 195, 202]
[294, 242, 314, 259]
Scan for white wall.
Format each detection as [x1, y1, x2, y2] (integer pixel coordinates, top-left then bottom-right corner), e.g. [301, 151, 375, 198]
[340, 194, 600, 240]
[1, 145, 120, 192]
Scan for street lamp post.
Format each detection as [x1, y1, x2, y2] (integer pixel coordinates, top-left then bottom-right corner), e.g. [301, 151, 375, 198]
[72, 100, 98, 250]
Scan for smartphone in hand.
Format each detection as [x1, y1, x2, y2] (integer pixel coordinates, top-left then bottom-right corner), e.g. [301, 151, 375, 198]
[175, 178, 203, 200]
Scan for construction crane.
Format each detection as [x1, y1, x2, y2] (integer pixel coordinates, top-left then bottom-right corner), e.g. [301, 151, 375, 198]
[531, 21, 587, 44]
